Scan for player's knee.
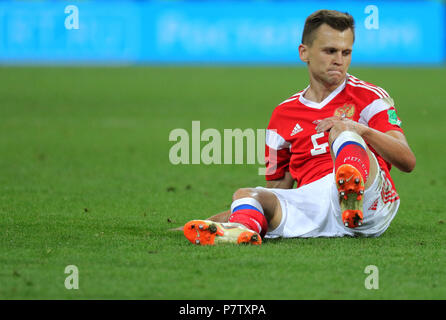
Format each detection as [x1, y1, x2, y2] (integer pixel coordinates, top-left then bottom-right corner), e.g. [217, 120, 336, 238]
[328, 122, 347, 144]
[328, 121, 360, 145]
[232, 188, 257, 201]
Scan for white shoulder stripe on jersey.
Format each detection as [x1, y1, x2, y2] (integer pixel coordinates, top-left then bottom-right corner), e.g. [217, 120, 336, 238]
[279, 96, 299, 105]
[347, 76, 389, 97]
[291, 90, 304, 97]
[347, 81, 385, 99]
[347, 76, 389, 98]
[358, 97, 394, 125]
[278, 91, 304, 105]
[266, 129, 291, 150]
[351, 80, 389, 98]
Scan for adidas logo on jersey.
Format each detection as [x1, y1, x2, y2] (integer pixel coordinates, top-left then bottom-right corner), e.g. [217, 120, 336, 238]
[290, 123, 303, 136]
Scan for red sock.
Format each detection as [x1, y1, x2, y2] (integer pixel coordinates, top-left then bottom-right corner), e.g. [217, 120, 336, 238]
[334, 141, 370, 182]
[229, 200, 268, 238]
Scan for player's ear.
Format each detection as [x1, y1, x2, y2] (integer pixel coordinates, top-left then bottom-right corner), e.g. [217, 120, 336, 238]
[299, 43, 309, 63]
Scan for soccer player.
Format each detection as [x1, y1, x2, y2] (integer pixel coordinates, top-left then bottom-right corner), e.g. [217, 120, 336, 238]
[181, 9, 416, 245]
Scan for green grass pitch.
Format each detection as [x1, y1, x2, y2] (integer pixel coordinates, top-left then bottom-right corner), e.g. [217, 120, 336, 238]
[0, 66, 445, 299]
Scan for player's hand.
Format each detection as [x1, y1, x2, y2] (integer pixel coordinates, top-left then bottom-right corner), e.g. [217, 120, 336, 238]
[315, 116, 343, 133]
[316, 116, 367, 135]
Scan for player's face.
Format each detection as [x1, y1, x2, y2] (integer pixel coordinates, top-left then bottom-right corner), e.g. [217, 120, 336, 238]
[300, 24, 354, 87]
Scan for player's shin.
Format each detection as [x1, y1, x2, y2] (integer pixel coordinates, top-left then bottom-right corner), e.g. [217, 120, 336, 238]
[229, 197, 268, 238]
[183, 197, 266, 245]
[332, 131, 370, 228]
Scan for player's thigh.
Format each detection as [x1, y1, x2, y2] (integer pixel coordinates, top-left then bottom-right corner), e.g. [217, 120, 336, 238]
[233, 188, 282, 230]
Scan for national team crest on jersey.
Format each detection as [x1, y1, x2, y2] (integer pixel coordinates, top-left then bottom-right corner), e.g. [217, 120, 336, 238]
[290, 122, 303, 136]
[334, 104, 355, 119]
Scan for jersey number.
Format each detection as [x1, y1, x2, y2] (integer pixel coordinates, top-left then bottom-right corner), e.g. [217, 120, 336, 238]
[310, 132, 329, 156]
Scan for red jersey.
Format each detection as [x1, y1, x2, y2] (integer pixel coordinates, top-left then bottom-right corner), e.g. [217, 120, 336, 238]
[265, 74, 403, 198]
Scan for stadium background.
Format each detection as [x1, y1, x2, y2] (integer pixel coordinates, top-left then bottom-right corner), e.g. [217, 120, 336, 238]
[0, 0, 444, 64]
[1, 0, 445, 300]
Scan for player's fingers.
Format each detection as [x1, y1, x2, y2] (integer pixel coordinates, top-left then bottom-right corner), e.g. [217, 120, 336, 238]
[316, 116, 342, 131]
[315, 120, 327, 132]
[316, 121, 334, 133]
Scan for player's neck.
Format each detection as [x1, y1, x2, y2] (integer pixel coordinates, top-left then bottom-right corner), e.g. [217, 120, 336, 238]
[304, 76, 346, 103]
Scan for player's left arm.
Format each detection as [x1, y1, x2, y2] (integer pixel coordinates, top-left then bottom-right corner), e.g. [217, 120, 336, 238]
[317, 117, 415, 172]
[358, 127, 416, 173]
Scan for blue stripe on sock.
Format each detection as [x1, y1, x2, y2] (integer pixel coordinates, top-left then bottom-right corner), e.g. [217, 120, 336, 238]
[232, 204, 262, 214]
[335, 141, 365, 157]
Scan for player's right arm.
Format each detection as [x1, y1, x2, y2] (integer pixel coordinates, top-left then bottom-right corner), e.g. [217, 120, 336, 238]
[264, 109, 295, 189]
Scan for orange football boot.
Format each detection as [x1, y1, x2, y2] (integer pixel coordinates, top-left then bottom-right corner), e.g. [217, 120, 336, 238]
[335, 164, 365, 228]
[183, 220, 262, 245]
